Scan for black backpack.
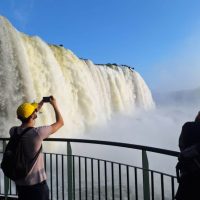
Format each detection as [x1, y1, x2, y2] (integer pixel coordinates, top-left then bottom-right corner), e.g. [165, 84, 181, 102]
[176, 144, 200, 182]
[1, 127, 42, 181]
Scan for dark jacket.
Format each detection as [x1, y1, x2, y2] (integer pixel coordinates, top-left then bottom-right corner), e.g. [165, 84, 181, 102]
[176, 121, 200, 200]
[179, 122, 200, 151]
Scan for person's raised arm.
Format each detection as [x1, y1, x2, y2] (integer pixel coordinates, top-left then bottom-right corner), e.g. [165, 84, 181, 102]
[49, 96, 64, 134]
[36, 100, 44, 112]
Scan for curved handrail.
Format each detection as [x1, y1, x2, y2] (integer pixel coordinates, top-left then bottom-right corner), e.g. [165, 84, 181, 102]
[0, 137, 178, 199]
[0, 137, 180, 157]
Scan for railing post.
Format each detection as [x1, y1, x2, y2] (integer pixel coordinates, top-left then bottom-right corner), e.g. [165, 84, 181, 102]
[67, 142, 73, 200]
[3, 141, 9, 200]
[142, 150, 150, 200]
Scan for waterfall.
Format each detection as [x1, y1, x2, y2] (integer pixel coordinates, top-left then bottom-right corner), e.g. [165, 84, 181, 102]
[0, 16, 155, 137]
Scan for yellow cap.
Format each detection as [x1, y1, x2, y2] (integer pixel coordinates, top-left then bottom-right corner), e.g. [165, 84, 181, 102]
[17, 102, 38, 119]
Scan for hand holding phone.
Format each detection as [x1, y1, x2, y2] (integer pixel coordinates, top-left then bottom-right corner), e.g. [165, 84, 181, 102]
[43, 96, 53, 102]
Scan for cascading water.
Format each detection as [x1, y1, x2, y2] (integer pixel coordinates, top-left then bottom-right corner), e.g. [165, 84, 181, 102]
[0, 16, 155, 137]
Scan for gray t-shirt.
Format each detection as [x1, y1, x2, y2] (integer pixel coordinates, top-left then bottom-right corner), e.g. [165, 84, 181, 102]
[10, 126, 52, 186]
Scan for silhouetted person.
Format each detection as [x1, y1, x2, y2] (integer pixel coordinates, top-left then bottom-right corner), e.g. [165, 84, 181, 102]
[12, 96, 64, 200]
[175, 111, 200, 200]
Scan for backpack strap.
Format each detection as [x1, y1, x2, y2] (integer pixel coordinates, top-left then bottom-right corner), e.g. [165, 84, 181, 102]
[19, 127, 33, 137]
[12, 127, 33, 139]
[14, 127, 41, 153]
[13, 127, 42, 169]
[33, 145, 42, 161]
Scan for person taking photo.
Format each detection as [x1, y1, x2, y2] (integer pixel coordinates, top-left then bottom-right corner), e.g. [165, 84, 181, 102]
[11, 96, 64, 200]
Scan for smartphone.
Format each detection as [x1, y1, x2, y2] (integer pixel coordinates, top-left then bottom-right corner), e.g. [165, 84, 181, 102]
[43, 96, 52, 102]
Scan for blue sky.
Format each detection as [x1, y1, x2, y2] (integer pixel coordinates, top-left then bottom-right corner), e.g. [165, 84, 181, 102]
[1, 0, 200, 92]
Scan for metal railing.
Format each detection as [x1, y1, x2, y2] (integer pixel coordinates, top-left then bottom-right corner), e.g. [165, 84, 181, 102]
[0, 138, 179, 200]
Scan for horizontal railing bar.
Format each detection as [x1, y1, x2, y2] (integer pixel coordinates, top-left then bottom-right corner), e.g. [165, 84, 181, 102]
[0, 138, 179, 157]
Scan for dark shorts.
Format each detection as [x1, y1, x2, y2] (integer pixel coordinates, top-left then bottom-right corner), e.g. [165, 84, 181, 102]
[16, 180, 49, 200]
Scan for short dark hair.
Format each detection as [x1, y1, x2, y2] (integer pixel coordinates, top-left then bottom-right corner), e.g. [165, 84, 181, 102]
[17, 115, 32, 123]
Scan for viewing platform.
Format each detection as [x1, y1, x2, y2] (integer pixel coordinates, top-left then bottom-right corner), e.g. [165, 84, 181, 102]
[0, 138, 179, 200]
